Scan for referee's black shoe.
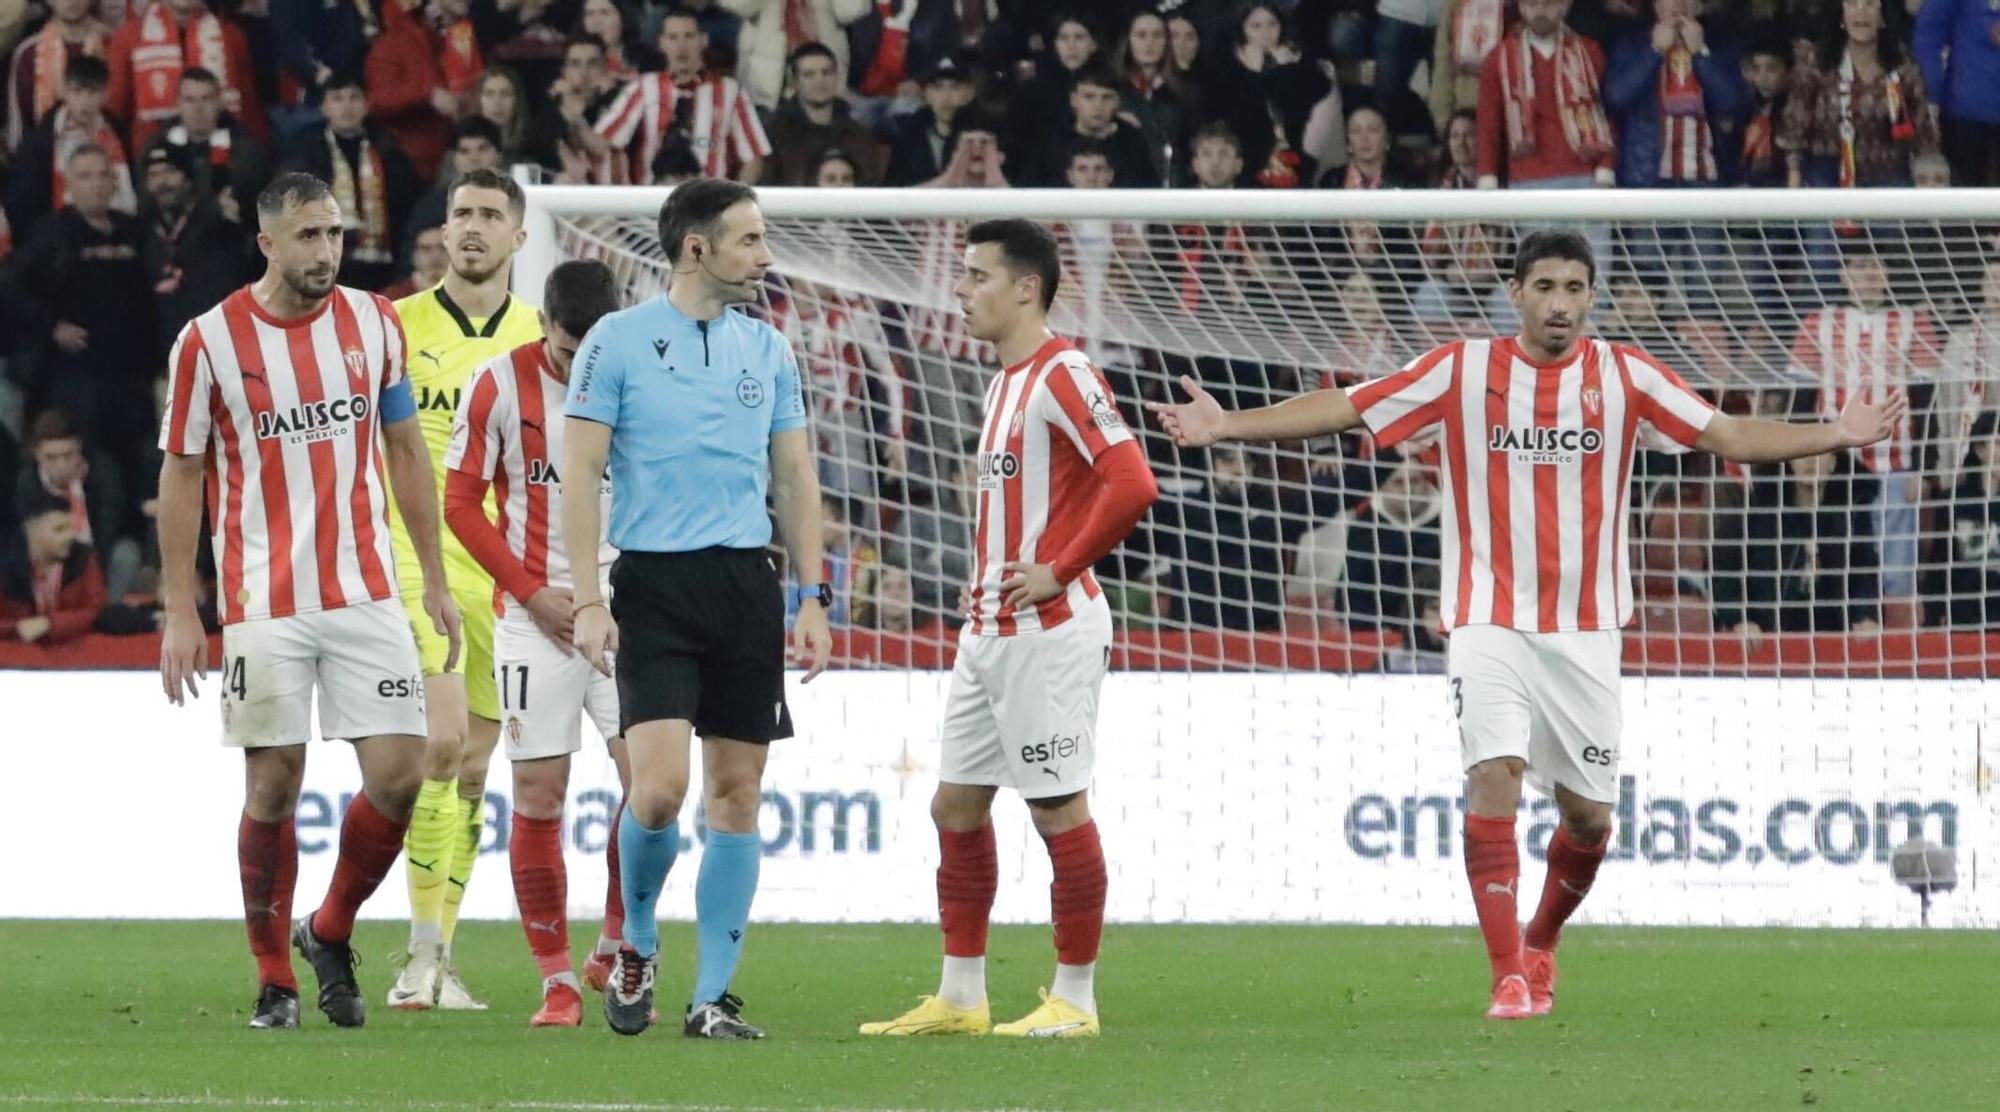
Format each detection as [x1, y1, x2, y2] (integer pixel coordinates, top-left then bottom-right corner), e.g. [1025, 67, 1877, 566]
[247, 984, 299, 1030]
[685, 992, 764, 1040]
[291, 917, 365, 1028]
[603, 947, 656, 1036]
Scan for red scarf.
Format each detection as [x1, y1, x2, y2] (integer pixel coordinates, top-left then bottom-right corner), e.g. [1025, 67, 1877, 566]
[1742, 99, 1774, 165]
[129, 2, 235, 130]
[30, 24, 108, 133]
[1837, 52, 1916, 189]
[1452, 0, 1502, 70]
[51, 107, 135, 214]
[1657, 42, 1715, 181]
[439, 17, 482, 94]
[1497, 29, 1613, 162]
[857, 1, 910, 97]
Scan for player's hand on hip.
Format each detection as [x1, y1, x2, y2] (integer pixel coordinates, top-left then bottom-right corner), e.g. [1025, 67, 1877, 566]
[574, 603, 618, 678]
[1145, 375, 1227, 447]
[525, 586, 577, 654]
[957, 582, 975, 618]
[425, 581, 463, 672]
[791, 603, 832, 683]
[998, 561, 1061, 610]
[1837, 388, 1908, 447]
[159, 607, 208, 705]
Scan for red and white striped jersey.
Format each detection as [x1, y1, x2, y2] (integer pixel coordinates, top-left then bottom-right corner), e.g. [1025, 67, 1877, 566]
[594, 71, 770, 183]
[444, 342, 615, 610]
[158, 286, 407, 625]
[1790, 306, 1940, 473]
[768, 293, 906, 437]
[966, 337, 1135, 636]
[1350, 336, 1717, 634]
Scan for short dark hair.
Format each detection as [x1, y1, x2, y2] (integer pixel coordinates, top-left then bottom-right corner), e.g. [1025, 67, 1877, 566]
[27, 409, 79, 449]
[564, 31, 608, 58]
[321, 69, 366, 97]
[810, 147, 857, 179]
[543, 259, 620, 339]
[64, 55, 109, 90]
[966, 219, 1060, 311]
[657, 177, 757, 265]
[1066, 137, 1111, 168]
[179, 66, 221, 89]
[787, 41, 836, 74]
[17, 486, 70, 523]
[446, 167, 526, 222]
[1512, 230, 1597, 286]
[650, 144, 702, 183]
[660, 5, 701, 29]
[1071, 66, 1119, 93]
[257, 172, 335, 223]
[452, 115, 504, 149]
[1191, 121, 1241, 155]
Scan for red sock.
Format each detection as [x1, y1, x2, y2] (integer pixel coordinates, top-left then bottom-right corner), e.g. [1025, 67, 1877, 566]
[1464, 814, 1525, 985]
[311, 793, 409, 943]
[601, 800, 625, 945]
[1046, 821, 1106, 966]
[1525, 825, 1609, 951]
[937, 824, 997, 958]
[238, 813, 298, 991]
[511, 813, 571, 979]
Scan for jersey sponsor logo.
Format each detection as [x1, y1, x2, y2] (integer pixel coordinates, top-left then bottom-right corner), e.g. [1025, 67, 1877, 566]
[417, 386, 463, 413]
[1488, 424, 1604, 464]
[255, 394, 372, 443]
[736, 374, 765, 408]
[976, 450, 1020, 489]
[1020, 733, 1081, 765]
[528, 458, 561, 486]
[1084, 390, 1124, 431]
[376, 674, 421, 699]
[1581, 744, 1616, 767]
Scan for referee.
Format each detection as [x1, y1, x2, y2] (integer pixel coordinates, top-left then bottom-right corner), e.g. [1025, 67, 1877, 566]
[562, 177, 831, 1040]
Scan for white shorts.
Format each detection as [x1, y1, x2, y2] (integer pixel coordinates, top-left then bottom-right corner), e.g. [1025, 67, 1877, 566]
[218, 598, 427, 748]
[1446, 624, 1622, 803]
[940, 601, 1112, 799]
[494, 611, 621, 761]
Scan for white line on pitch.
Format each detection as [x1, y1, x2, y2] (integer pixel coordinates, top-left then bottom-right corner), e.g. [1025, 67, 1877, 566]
[0, 1095, 1070, 1112]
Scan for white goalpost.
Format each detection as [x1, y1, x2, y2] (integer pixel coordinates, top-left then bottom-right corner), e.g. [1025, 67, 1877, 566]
[513, 182, 2000, 931]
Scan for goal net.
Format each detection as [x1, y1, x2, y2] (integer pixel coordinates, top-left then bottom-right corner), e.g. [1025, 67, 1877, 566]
[516, 184, 1999, 931]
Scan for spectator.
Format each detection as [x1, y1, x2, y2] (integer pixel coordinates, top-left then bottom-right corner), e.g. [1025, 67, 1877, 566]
[0, 487, 107, 646]
[139, 142, 255, 351]
[885, 51, 974, 185]
[148, 67, 270, 228]
[9, 143, 158, 514]
[1430, 0, 1503, 132]
[409, 115, 505, 233]
[1209, 2, 1330, 187]
[1913, 0, 2000, 186]
[1710, 446, 1881, 634]
[470, 0, 584, 121]
[1738, 32, 1790, 186]
[113, 0, 263, 154]
[383, 221, 448, 299]
[10, 56, 136, 233]
[1007, 11, 1098, 159]
[6, 0, 110, 153]
[533, 34, 627, 183]
[1189, 119, 1245, 189]
[1944, 412, 2000, 627]
[15, 408, 141, 599]
[1163, 444, 1286, 630]
[1605, 0, 1749, 188]
[650, 142, 703, 183]
[1780, 0, 1940, 188]
[280, 74, 420, 290]
[583, 0, 663, 74]
[1030, 66, 1159, 187]
[591, 11, 771, 182]
[717, 0, 871, 112]
[1937, 257, 2000, 487]
[855, 562, 916, 632]
[1166, 8, 1204, 82]
[1476, 0, 1615, 190]
[1111, 8, 1199, 186]
[1317, 104, 1409, 188]
[1343, 452, 1445, 648]
[1414, 109, 1510, 324]
[806, 146, 854, 186]
[430, 0, 489, 108]
[1372, 0, 1441, 141]
[363, 0, 463, 183]
[897, 437, 975, 626]
[764, 42, 884, 185]
[770, 277, 908, 500]
[475, 65, 533, 161]
[1789, 243, 1940, 624]
[897, 0, 1024, 92]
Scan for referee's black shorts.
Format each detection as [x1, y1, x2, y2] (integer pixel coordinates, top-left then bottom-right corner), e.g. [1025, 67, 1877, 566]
[609, 547, 794, 742]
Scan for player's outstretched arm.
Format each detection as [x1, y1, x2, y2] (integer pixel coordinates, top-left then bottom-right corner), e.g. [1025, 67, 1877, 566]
[1696, 390, 1910, 463]
[157, 451, 208, 705]
[384, 415, 463, 670]
[562, 416, 618, 677]
[769, 427, 831, 683]
[1146, 374, 1363, 447]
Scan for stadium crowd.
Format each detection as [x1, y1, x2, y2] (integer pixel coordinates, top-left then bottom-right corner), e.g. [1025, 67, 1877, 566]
[0, 0, 1995, 657]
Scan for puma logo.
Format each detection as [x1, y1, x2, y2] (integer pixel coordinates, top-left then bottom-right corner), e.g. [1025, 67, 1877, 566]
[1484, 880, 1517, 898]
[408, 857, 439, 873]
[527, 920, 559, 935]
[521, 417, 542, 434]
[417, 350, 442, 368]
[1558, 879, 1591, 898]
[240, 368, 267, 387]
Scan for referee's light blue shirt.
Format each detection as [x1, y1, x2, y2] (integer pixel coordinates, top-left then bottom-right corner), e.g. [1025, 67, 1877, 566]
[566, 294, 808, 552]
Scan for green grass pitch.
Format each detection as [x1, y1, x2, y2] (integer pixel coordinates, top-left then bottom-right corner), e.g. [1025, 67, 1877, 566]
[2, 920, 1995, 1111]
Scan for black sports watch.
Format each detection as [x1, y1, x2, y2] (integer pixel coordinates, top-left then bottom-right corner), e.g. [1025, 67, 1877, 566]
[793, 583, 832, 608]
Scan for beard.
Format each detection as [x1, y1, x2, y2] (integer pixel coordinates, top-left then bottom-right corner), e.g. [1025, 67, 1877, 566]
[282, 262, 338, 301]
[450, 246, 511, 284]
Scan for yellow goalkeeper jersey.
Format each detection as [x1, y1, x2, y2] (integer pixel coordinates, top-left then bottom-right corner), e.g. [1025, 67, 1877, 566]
[387, 284, 544, 594]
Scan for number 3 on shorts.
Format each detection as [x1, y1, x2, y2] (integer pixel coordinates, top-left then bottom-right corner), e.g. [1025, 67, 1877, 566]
[1449, 676, 1463, 719]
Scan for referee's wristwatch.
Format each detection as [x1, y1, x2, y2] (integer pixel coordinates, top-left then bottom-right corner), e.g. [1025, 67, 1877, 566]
[794, 583, 832, 609]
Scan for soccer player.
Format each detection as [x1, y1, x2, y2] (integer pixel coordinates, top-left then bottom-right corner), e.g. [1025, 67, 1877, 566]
[563, 177, 833, 1039]
[859, 219, 1159, 1040]
[1148, 230, 1905, 1020]
[157, 171, 463, 1030]
[385, 166, 544, 1011]
[442, 259, 630, 1028]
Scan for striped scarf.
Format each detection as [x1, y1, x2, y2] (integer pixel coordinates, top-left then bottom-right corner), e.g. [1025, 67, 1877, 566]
[128, 1, 233, 131]
[1657, 42, 1715, 181]
[1498, 29, 1613, 162]
[326, 131, 391, 264]
[29, 24, 107, 134]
